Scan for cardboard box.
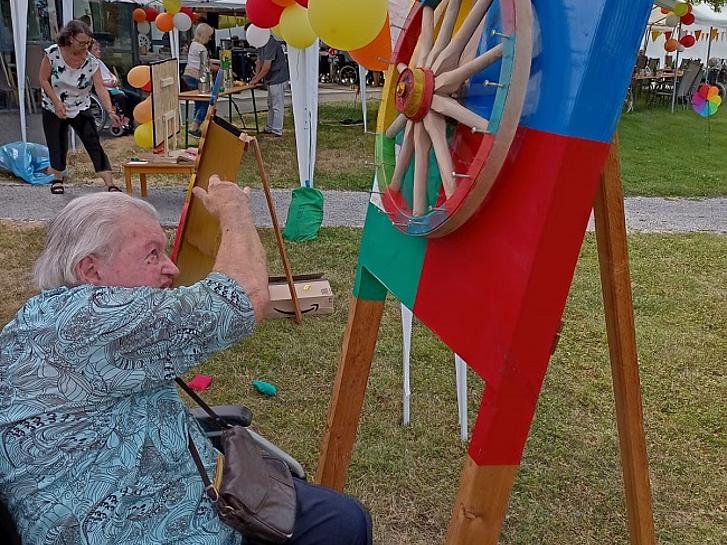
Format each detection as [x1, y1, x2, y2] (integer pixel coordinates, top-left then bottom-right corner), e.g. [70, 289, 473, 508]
[266, 274, 334, 319]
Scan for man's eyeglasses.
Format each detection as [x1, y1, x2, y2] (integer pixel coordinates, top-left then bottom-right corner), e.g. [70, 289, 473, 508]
[73, 36, 93, 47]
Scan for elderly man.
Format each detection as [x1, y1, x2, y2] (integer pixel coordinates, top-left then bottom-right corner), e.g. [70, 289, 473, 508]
[0, 178, 371, 545]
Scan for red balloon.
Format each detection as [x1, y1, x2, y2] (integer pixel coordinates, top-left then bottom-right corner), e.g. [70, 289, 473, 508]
[660, 7, 670, 14]
[142, 81, 152, 93]
[681, 13, 695, 25]
[144, 7, 158, 22]
[680, 35, 696, 48]
[180, 7, 194, 17]
[296, 0, 309, 6]
[246, 0, 285, 29]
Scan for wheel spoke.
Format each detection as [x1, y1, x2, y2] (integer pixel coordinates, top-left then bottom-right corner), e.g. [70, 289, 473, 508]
[417, 6, 435, 67]
[431, 0, 494, 75]
[435, 43, 504, 95]
[426, 0, 462, 68]
[431, 95, 489, 132]
[423, 112, 456, 198]
[413, 123, 431, 216]
[390, 121, 415, 192]
[385, 113, 408, 139]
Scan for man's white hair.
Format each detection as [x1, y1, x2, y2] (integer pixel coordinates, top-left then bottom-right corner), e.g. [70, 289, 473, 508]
[33, 193, 160, 290]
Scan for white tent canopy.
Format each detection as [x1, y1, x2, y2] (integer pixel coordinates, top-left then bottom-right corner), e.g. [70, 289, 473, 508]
[646, 2, 727, 65]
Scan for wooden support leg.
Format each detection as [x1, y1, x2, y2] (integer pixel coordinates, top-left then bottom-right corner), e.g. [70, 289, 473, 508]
[124, 168, 132, 195]
[316, 296, 386, 490]
[446, 459, 519, 545]
[140, 173, 148, 198]
[593, 136, 656, 545]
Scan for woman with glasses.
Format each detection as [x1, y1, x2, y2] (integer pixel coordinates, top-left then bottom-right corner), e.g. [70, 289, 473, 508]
[38, 20, 122, 194]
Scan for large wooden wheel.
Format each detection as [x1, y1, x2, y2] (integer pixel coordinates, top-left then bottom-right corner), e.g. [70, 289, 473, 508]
[376, 0, 533, 237]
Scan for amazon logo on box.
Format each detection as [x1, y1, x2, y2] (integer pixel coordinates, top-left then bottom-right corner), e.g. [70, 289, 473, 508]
[266, 274, 334, 320]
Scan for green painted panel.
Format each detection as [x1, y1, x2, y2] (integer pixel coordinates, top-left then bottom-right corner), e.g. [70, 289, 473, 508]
[353, 203, 428, 308]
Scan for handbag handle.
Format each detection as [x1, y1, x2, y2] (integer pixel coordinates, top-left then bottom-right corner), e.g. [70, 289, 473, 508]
[176, 377, 232, 431]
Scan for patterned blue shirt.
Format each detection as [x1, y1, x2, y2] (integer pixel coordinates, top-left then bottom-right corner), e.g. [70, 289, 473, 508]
[0, 273, 254, 545]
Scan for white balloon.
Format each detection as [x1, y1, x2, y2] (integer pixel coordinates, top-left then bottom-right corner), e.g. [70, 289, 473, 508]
[173, 12, 192, 32]
[665, 14, 681, 27]
[247, 24, 271, 48]
[137, 21, 151, 34]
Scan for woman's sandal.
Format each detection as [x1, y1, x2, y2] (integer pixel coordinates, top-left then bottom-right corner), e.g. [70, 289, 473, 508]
[107, 185, 122, 192]
[50, 180, 64, 195]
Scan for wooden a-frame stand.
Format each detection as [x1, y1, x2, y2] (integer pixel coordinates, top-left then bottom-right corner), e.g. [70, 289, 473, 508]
[315, 137, 657, 545]
[172, 104, 303, 323]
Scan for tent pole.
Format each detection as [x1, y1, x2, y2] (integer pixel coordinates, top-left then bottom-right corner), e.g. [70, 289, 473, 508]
[671, 22, 682, 113]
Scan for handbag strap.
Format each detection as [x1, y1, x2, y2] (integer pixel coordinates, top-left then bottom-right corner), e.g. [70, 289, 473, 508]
[175, 377, 232, 431]
[187, 433, 221, 502]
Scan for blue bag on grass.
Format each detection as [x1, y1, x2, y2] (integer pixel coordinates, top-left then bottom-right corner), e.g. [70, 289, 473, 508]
[0, 142, 54, 185]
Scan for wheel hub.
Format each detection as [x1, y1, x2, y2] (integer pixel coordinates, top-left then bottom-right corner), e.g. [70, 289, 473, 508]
[395, 67, 435, 122]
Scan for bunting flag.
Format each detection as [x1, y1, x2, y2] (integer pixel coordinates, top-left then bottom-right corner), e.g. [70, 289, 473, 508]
[710, 28, 719, 40]
[695, 30, 702, 40]
[665, 31, 672, 40]
[652, 30, 662, 41]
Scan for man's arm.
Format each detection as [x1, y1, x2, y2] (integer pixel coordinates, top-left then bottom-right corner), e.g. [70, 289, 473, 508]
[192, 175, 270, 320]
[249, 59, 272, 86]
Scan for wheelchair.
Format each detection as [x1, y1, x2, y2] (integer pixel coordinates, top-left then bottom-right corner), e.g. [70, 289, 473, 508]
[88, 88, 138, 137]
[0, 404, 305, 544]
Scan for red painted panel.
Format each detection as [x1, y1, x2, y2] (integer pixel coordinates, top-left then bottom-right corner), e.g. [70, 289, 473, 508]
[413, 127, 610, 465]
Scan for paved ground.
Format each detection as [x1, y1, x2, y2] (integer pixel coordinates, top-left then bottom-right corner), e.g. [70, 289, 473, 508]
[0, 183, 724, 233]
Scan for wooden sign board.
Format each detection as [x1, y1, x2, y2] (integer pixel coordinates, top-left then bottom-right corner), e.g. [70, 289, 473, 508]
[172, 115, 246, 286]
[150, 58, 180, 149]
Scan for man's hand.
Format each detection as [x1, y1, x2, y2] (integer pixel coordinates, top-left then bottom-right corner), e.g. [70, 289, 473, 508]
[192, 175, 251, 221]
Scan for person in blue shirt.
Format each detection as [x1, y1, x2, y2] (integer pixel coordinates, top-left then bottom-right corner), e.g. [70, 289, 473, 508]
[0, 178, 371, 545]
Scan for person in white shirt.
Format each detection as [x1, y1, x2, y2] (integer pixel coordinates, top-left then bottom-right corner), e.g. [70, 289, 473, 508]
[39, 20, 121, 194]
[182, 23, 215, 137]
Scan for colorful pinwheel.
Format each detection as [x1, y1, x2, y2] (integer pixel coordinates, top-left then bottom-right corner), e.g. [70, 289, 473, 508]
[692, 84, 722, 117]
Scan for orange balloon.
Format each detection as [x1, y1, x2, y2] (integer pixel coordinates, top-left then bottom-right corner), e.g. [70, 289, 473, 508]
[127, 65, 151, 89]
[350, 16, 391, 72]
[133, 8, 147, 23]
[664, 38, 679, 52]
[133, 97, 153, 124]
[272, 0, 296, 6]
[155, 12, 174, 32]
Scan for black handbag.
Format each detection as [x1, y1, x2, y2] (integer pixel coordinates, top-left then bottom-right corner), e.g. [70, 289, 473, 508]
[177, 379, 297, 544]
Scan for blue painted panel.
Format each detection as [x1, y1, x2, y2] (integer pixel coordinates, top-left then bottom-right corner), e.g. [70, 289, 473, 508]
[520, 0, 652, 142]
[462, 0, 652, 143]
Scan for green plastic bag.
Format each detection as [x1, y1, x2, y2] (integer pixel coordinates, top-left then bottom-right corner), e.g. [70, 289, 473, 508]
[282, 187, 324, 242]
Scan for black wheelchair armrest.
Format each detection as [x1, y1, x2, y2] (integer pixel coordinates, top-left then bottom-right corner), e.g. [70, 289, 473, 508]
[190, 405, 253, 430]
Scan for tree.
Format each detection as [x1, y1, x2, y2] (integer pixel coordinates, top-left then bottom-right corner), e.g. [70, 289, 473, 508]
[698, 0, 725, 11]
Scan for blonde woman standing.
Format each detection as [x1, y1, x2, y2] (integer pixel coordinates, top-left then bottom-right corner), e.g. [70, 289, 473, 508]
[182, 23, 215, 137]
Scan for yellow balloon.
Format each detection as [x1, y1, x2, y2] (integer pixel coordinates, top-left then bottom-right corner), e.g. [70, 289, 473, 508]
[127, 65, 150, 89]
[308, 0, 387, 51]
[279, 4, 316, 49]
[133, 97, 153, 124]
[163, 0, 181, 15]
[134, 121, 154, 149]
[672, 3, 688, 17]
[271, 24, 283, 41]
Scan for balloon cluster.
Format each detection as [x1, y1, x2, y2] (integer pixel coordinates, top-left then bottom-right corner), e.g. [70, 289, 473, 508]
[245, 0, 392, 71]
[132, 0, 200, 36]
[126, 65, 154, 149]
[661, 1, 696, 52]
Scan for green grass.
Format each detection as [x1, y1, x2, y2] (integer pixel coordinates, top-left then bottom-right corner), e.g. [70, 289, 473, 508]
[618, 107, 727, 197]
[0, 221, 724, 545]
[236, 101, 379, 192]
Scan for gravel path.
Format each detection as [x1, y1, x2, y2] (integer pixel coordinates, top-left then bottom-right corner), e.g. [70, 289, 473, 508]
[0, 184, 724, 233]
